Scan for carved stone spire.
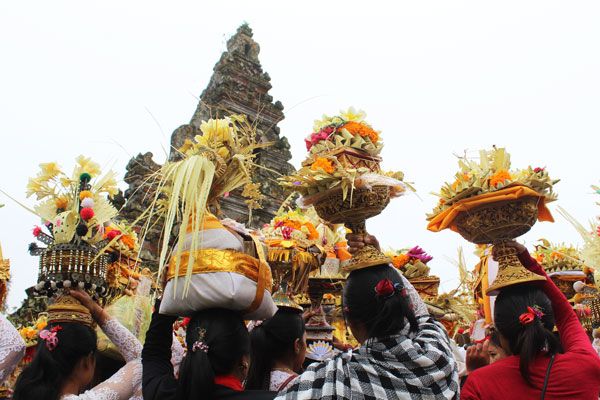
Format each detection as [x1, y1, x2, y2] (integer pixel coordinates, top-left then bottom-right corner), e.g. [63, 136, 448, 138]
[171, 23, 295, 227]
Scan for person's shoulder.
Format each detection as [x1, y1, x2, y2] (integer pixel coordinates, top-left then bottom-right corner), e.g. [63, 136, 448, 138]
[469, 357, 517, 380]
[555, 351, 600, 372]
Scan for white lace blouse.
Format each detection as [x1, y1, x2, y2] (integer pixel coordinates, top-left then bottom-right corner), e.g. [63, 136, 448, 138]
[270, 370, 298, 392]
[62, 318, 143, 400]
[0, 313, 26, 383]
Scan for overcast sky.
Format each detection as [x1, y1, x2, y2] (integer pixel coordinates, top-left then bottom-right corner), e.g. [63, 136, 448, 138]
[1, 1, 599, 311]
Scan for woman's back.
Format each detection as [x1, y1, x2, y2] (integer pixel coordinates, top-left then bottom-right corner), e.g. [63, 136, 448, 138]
[464, 351, 600, 400]
[275, 270, 459, 400]
[462, 246, 600, 399]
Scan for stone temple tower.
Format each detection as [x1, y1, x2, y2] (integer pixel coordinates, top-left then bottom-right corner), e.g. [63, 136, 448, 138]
[170, 23, 295, 227]
[120, 24, 295, 269]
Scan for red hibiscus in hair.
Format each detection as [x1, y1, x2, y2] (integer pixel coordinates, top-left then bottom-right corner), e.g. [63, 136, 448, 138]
[374, 279, 395, 297]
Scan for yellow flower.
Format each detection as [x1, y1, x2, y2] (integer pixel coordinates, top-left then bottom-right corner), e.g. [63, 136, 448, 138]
[198, 118, 234, 147]
[26, 178, 44, 198]
[339, 107, 366, 123]
[75, 155, 101, 177]
[100, 176, 119, 197]
[39, 162, 62, 180]
[60, 177, 74, 187]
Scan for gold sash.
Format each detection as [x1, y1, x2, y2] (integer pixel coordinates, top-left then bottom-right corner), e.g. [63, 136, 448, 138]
[166, 248, 273, 314]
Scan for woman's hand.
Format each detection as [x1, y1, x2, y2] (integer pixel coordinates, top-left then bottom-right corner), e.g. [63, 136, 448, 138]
[347, 233, 380, 254]
[466, 342, 490, 373]
[68, 289, 109, 325]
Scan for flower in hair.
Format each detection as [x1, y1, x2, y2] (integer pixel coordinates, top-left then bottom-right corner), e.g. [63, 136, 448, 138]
[192, 341, 209, 353]
[192, 327, 209, 353]
[374, 279, 395, 298]
[518, 306, 545, 326]
[39, 325, 62, 351]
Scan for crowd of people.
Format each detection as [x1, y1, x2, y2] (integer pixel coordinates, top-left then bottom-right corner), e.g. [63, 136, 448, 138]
[1, 235, 600, 399]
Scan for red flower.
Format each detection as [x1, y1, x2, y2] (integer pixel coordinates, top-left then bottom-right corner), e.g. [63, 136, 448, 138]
[106, 230, 121, 241]
[80, 207, 95, 221]
[374, 279, 395, 298]
[33, 226, 42, 237]
[181, 317, 191, 327]
[533, 167, 545, 173]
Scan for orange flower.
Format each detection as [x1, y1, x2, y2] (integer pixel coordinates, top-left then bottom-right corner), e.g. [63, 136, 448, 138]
[550, 251, 563, 260]
[340, 121, 379, 143]
[489, 170, 512, 188]
[392, 254, 410, 269]
[451, 173, 471, 191]
[120, 234, 136, 250]
[55, 197, 69, 209]
[304, 222, 319, 240]
[283, 220, 302, 230]
[310, 157, 335, 174]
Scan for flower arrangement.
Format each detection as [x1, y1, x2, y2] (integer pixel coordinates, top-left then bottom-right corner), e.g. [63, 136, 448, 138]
[280, 107, 408, 201]
[18, 315, 48, 348]
[26, 156, 119, 245]
[103, 222, 141, 261]
[386, 246, 433, 279]
[262, 208, 320, 248]
[305, 107, 382, 155]
[533, 239, 586, 274]
[428, 147, 559, 219]
[559, 185, 600, 274]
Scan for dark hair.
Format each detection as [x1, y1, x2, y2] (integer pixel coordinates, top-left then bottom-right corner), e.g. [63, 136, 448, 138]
[494, 286, 560, 384]
[13, 322, 97, 400]
[344, 264, 418, 339]
[488, 328, 502, 349]
[246, 309, 305, 390]
[175, 308, 250, 399]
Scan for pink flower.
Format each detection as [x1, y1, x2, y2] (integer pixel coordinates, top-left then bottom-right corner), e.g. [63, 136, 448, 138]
[305, 138, 313, 151]
[407, 246, 433, 264]
[39, 325, 62, 351]
[281, 226, 293, 240]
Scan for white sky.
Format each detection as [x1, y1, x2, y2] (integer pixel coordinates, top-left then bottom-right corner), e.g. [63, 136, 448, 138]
[1, 1, 599, 311]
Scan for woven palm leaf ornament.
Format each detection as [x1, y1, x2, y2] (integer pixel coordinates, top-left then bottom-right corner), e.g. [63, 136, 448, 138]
[11, 157, 121, 300]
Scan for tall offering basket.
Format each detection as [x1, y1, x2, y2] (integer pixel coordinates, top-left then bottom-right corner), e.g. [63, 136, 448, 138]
[428, 148, 559, 295]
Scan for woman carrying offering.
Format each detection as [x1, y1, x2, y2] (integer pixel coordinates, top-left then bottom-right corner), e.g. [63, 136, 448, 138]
[142, 300, 275, 400]
[276, 233, 459, 400]
[12, 290, 143, 400]
[461, 241, 600, 399]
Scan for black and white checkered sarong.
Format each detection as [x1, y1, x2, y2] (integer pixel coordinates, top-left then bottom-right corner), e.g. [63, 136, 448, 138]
[276, 316, 459, 400]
